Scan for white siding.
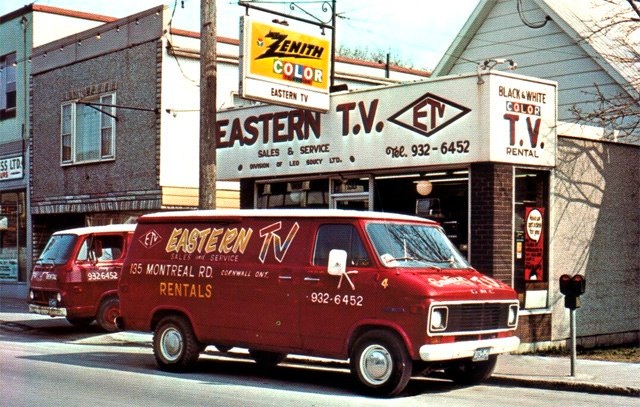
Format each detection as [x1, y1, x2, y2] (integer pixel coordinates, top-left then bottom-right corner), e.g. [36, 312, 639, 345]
[440, 0, 636, 131]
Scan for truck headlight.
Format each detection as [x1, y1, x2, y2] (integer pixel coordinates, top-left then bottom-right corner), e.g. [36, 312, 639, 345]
[508, 304, 519, 327]
[29, 290, 34, 300]
[56, 292, 62, 303]
[430, 306, 448, 332]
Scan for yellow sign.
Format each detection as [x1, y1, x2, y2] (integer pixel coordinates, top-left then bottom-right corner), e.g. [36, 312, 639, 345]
[240, 16, 331, 111]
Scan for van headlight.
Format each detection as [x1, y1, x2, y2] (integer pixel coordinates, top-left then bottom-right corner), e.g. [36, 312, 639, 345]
[56, 292, 62, 303]
[508, 304, 519, 327]
[430, 306, 448, 332]
[29, 290, 34, 300]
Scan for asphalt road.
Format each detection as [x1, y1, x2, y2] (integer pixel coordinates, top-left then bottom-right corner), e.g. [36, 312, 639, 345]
[1, 320, 637, 407]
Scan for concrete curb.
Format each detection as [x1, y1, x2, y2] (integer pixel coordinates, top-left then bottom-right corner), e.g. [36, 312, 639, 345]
[488, 375, 640, 398]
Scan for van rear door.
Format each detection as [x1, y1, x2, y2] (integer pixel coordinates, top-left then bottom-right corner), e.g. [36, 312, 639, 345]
[193, 218, 302, 350]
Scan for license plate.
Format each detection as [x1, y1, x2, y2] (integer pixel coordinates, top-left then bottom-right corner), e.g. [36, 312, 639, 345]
[472, 347, 491, 362]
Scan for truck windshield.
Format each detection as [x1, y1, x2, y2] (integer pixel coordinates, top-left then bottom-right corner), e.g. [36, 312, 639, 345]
[366, 222, 469, 269]
[37, 234, 77, 265]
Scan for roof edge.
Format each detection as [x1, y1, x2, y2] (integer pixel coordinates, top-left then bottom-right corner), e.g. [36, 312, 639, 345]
[432, 0, 498, 77]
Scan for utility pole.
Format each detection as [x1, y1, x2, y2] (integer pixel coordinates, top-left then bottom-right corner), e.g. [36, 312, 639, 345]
[199, 0, 217, 209]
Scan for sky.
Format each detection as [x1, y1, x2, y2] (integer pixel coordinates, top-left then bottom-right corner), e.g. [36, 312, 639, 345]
[0, 0, 480, 70]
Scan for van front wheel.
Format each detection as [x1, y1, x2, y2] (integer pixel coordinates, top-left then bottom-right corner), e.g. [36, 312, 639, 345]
[350, 330, 412, 397]
[153, 316, 201, 372]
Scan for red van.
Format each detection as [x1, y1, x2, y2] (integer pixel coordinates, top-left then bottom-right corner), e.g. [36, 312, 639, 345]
[118, 209, 519, 396]
[29, 224, 136, 332]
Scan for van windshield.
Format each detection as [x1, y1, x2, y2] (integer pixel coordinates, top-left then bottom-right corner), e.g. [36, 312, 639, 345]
[366, 222, 469, 269]
[37, 234, 77, 265]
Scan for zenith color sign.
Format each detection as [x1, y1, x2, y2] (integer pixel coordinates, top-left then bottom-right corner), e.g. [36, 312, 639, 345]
[239, 16, 331, 112]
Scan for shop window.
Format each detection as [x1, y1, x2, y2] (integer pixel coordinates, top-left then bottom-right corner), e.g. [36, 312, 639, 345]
[61, 93, 116, 164]
[313, 224, 370, 267]
[0, 52, 17, 116]
[0, 191, 27, 282]
[257, 180, 328, 209]
[514, 169, 549, 309]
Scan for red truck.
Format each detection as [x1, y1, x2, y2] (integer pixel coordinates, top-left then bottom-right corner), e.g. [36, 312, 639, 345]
[28, 224, 136, 332]
[118, 209, 519, 396]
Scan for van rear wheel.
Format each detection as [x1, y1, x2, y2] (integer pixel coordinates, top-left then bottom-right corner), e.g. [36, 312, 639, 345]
[96, 297, 120, 332]
[153, 316, 201, 372]
[350, 330, 412, 397]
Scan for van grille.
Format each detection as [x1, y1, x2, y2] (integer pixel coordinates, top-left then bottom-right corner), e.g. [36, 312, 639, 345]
[30, 290, 56, 305]
[430, 301, 516, 335]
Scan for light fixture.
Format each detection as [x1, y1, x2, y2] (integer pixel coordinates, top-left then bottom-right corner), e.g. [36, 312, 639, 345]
[416, 180, 433, 196]
[477, 58, 517, 84]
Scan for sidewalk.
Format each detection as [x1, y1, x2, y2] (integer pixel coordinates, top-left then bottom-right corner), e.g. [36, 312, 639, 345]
[1, 296, 638, 397]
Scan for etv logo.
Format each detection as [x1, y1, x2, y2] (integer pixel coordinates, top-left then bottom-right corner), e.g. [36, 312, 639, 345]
[139, 229, 162, 249]
[388, 93, 470, 137]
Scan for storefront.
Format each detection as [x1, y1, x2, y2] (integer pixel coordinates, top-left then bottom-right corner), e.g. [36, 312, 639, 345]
[218, 71, 557, 343]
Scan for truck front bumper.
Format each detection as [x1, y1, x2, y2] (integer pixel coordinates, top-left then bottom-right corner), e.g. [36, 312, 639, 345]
[29, 304, 68, 317]
[419, 336, 520, 362]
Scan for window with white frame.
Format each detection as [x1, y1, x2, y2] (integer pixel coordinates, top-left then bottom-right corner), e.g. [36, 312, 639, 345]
[61, 93, 116, 164]
[0, 52, 17, 112]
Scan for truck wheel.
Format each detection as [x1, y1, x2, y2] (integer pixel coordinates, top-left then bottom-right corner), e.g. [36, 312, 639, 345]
[249, 350, 286, 367]
[444, 355, 497, 385]
[153, 316, 201, 372]
[350, 330, 412, 397]
[96, 297, 120, 332]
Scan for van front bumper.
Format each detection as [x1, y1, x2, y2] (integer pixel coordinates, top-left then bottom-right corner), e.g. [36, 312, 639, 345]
[29, 304, 68, 317]
[419, 336, 520, 362]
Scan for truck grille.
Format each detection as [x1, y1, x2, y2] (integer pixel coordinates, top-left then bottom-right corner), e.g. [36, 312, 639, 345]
[429, 301, 517, 336]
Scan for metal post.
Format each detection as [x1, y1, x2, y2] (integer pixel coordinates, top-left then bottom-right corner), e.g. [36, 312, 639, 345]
[570, 308, 577, 377]
[330, 0, 336, 89]
[199, 0, 217, 209]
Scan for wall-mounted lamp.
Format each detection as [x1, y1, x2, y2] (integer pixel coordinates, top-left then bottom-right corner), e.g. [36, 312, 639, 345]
[415, 180, 433, 196]
[477, 58, 517, 84]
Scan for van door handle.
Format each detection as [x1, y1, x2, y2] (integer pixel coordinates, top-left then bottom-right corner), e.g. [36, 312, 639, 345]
[304, 277, 320, 282]
[279, 275, 293, 281]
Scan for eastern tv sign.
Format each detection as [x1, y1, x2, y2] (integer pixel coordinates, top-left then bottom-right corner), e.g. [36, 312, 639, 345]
[239, 16, 331, 112]
[217, 71, 557, 179]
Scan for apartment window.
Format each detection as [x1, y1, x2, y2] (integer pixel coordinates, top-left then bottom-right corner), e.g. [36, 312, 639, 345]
[61, 93, 116, 164]
[0, 52, 17, 113]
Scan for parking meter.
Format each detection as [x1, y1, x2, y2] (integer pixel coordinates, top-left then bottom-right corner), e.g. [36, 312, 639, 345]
[559, 274, 586, 309]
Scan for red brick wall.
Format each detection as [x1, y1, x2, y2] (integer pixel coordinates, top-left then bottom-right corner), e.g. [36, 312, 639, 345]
[470, 163, 514, 284]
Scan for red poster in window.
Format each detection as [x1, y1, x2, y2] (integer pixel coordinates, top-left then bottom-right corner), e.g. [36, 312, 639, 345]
[524, 207, 544, 281]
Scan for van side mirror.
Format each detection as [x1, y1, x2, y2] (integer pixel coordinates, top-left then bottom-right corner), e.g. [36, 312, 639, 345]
[327, 249, 358, 291]
[327, 249, 347, 276]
